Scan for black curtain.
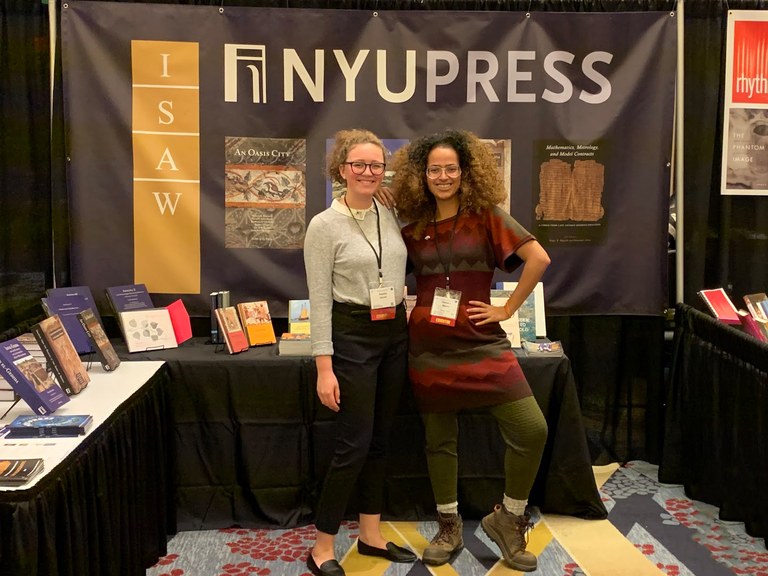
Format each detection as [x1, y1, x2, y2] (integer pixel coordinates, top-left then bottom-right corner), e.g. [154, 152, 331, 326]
[4, 0, 766, 464]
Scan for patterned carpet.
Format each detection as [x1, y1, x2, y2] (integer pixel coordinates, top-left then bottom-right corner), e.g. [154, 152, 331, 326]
[147, 462, 768, 576]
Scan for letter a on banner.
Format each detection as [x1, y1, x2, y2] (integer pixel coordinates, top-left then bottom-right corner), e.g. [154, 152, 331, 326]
[131, 40, 201, 293]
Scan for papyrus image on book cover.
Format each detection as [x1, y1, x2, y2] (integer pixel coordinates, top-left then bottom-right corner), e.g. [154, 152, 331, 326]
[533, 140, 607, 245]
[224, 137, 306, 249]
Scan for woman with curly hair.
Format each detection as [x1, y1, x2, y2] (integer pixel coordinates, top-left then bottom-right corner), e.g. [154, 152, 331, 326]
[387, 129, 551, 572]
[303, 129, 417, 576]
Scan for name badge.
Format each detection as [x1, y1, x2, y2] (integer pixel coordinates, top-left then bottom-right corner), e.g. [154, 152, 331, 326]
[369, 282, 396, 321]
[430, 287, 462, 327]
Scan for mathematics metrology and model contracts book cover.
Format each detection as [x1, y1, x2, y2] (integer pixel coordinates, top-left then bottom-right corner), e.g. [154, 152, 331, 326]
[533, 140, 607, 245]
[224, 137, 306, 249]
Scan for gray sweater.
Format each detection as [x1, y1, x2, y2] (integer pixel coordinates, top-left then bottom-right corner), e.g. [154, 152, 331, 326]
[304, 198, 407, 356]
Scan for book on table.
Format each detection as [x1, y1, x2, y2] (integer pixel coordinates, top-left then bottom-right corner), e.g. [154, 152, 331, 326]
[32, 315, 90, 395]
[46, 285, 102, 323]
[743, 292, 768, 322]
[736, 309, 768, 342]
[288, 299, 311, 334]
[278, 332, 312, 356]
[522, 340, 564, 357]
[40, 292, 94, 354]
[105, 283, 155, 338]
[120, 308, 178, 353]
[0, 458, 44, 486]
[5, 414, 93, 438]
[697, 288, 740, 324]
[166, 299, 193, 345]
[0, 338, 70, 415]
[214, 306, 249, 354]
[495, 282, 547, 340]
[489, 290, 521, 347]
[76, 308, 121, 371]
[237, 301, 277, 346]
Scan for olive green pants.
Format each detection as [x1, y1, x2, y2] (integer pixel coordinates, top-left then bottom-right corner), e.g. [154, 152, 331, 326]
[421, 395, 548, 504]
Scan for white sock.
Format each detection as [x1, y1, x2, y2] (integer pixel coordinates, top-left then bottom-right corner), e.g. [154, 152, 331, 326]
[503, 494, 527, 516]
[436, 502, 459, 515]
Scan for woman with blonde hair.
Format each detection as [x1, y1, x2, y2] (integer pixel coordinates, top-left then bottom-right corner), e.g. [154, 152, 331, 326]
[303, 128, 417, 576]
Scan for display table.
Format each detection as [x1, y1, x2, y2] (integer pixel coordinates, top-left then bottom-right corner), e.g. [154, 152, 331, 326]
[0, 361, 171, 576]
[660, 303, 768, 548]
[126, 339, 606, 530]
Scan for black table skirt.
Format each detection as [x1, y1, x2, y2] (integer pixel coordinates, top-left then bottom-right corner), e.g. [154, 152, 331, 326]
[127, 338, 606, 529]
[660, 303, 768, 548]
[0, 365, 172, 576]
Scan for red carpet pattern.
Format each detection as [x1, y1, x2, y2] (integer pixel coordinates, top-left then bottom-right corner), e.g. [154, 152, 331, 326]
[147, 462, 768, 576]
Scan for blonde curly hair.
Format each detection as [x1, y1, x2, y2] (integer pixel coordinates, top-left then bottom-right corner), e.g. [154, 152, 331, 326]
[390, 129, 506, 236]
[325, 128, 389, 186]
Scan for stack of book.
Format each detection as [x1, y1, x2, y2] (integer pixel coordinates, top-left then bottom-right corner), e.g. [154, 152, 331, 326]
[279, 299, 311, 356]
[0, 458, 45, 486]
[698, 288, 768, 342]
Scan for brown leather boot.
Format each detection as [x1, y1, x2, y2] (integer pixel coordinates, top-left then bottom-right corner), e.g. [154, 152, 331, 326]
[481, 504, 537, 571]
[422, 512, 463, 565]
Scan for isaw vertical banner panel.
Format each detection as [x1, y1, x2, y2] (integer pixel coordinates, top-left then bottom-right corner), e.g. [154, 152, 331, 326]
[131, 40, 201, 293]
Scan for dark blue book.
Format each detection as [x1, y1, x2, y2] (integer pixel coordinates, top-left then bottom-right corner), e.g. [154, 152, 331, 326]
[105, 284, 154, 313]
[0, 339, 70, 415]
[46, 285, 102, 323]
[41, 293, 94, 354]
[6, 414, 93, 438]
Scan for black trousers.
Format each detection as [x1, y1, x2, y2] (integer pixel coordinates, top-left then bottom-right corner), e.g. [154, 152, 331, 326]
[313, 301, 408, 535]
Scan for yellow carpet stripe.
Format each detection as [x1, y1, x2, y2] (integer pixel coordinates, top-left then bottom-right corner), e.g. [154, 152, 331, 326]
[543, 515, 665, 576]
[542, 465, 663, 576]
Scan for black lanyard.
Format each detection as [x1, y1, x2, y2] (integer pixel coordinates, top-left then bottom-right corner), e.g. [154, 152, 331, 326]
[432, 209, 460, 290]
[344, 196, 384, 285]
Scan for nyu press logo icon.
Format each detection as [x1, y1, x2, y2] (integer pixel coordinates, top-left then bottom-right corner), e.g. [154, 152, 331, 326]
[224, 44, 268, 104]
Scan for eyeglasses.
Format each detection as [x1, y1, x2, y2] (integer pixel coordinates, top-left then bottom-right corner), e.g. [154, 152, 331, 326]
[426, 165, 461, 179]
[344, 161, 386, 175]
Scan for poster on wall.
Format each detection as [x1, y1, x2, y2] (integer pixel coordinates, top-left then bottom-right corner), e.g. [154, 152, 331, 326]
[61, 4, 676, 317]
[721, 11, 768, 196]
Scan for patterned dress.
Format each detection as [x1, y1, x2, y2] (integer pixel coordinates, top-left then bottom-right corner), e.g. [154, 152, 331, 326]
[402, 206, 535, 413]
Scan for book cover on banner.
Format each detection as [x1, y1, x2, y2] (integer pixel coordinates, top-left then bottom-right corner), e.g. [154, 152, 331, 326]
[214, 306, 249, 354]
[120, 308, 178, 353]
[697, 288, 741, 324]
[46, 285, 103, 323]
[237, 301, 277, 346]
[32, 315, 90, 396]
[6, 414, 93, 438]
[0, 338, 69, 415]
[40, 293, 94, 354]
[0, 458, 44, 486]
[288, 299, 311, 334]
[76, 309, 121, 372]
[224, 137, 307, 249]
[166, 299, 193, 345]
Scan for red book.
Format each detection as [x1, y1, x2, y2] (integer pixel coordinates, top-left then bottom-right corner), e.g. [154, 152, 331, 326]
[737, 309, 768, 342]
[697, 288, 741, 325]
[166, 299, 192, 345]
[214, 307, 249, 354]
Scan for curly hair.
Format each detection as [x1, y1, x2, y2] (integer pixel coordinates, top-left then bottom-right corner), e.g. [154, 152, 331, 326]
[390, 129, 506, 235]
[325, 128, 389, 186]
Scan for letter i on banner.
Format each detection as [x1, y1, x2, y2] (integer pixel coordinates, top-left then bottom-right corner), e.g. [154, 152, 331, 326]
[131, 41, 200, 294]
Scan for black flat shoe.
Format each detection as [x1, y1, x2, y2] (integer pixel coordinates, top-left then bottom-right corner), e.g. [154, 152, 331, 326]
[357, 540, 417, 563]
[307, 553, 345, 576]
